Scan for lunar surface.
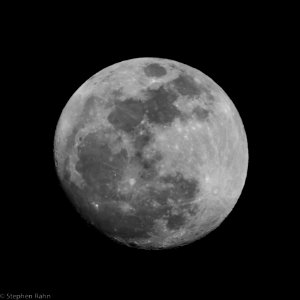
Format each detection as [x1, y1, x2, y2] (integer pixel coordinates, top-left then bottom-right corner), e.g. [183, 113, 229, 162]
[54, 58, 248, 249]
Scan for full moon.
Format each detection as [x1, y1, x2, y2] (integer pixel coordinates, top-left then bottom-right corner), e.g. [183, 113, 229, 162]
[54, 58, 248, 249]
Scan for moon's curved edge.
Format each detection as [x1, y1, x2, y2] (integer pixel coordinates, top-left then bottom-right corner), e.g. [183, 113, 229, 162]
[54, 58, 249, 243]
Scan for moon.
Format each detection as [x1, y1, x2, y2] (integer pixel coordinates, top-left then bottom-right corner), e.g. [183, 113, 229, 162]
[54, 57, 248, 249]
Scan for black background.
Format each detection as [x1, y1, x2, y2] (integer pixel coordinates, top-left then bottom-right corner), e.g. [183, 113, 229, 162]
[1, 8, 284, 298]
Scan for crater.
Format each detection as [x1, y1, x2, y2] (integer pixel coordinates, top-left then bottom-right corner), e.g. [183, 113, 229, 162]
[143, 63, 167, 78]
[192, 105, 210, 122]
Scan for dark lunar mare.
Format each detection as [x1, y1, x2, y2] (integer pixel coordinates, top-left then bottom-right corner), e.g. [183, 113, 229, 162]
[133, 126, 153, 150]
[92, 203, 160, 240]
[171, 73, 201, 97]
[107, 98, 145, 133]
[106, 73, 213, 134]
[143, 63, 167, 78]
[72, 123, 201, 240]
[63, 87, 204, 242]
[75, 130, 127, 199]
[131, 127, 159, 181]
[144, 86, 181, 125]
[107, 85, 181, 131]
[170, 72, 214, 103]
[147, 172, 200, 230]
[71, 126, 160, 240]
